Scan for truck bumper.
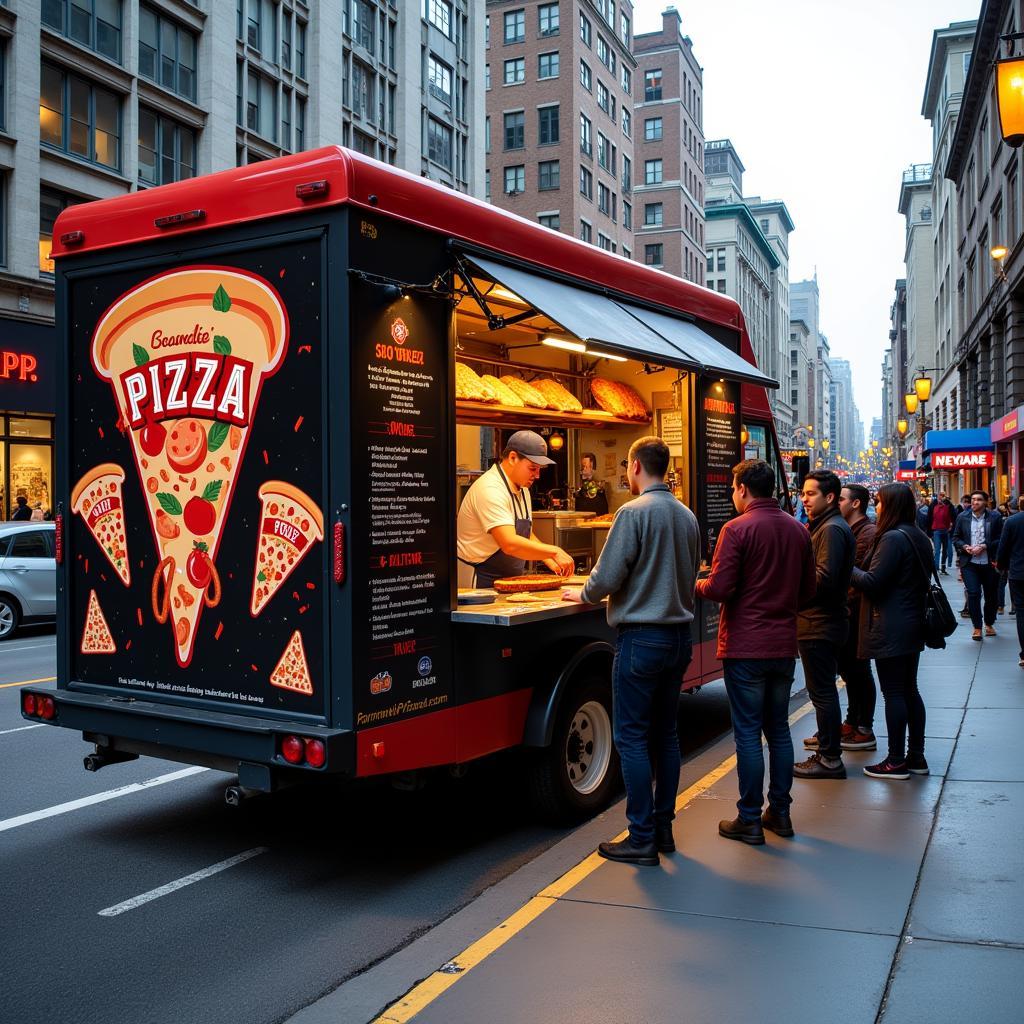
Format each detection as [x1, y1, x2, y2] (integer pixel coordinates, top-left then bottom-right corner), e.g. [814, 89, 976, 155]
[20, 687, 355, 787]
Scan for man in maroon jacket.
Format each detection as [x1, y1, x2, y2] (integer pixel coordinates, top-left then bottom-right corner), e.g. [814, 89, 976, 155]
[697, 460, 816, 844]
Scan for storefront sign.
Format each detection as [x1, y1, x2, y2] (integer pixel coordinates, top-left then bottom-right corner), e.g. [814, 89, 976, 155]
[992, 406, 1024, 441]
[781, 448, 808, 460]
[0, 320, 55, 414]
[896, 469, 929, 481]
[932, 451, 995, 469]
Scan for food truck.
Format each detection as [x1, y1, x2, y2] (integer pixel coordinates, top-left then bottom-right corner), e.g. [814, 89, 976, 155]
[21, 147, 784, 820]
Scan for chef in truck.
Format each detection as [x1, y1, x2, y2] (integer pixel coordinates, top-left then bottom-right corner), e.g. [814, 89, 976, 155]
[457, 430, 576, 589]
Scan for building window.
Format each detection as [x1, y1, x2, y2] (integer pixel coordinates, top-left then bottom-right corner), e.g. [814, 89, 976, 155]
[623, 201, 631, 230]
[596, 35, 614, 72]
[717, 280, 726, 293]
[138, 108, 195, 186]
[539, 213, 560, 230]
[538, 159, 559, 190]
[139, 7, 197, 102]
[504, 164, 525, 193]
[40, 63, 121, 171]
[504, 8, 525, 43]
[353, 0, 375, 51]
[717, 248, 725, 271]
[428, 0, 453, 38]
[620, 12, 630, 45]
[645, 243, 663, 267]
[580, 219, 592, 242]
[296, 20, 306, 77]
[707, 251, 714, 271]
[597, 231, 612, 251]
[39, 188, 78, 274]
[644, 69, 662, 102]
[597, 133, 615, 173]
[598, 182, 611, 215]
[644, 202, 663, 226]
[645, 117, 663, 141]
[622, 108, 631, 138]
[244, 67, 279, 141]
[350, 61, 373, 121]
[42, 0, 121, 63]
[597, 81, 610, 114]
[538, 51, 559, 79]
[579, 113, 592, 155]
[580, 59, 591, 91]
[622, 155, 631, 193]
[0, 41, 4, 133]
[504, 110, 525, 150]
[485, 63, 491, 89]
[427, 117, 453, 169]
[760, 217, 770, 233]
[504, 58, 525, 85]
[580, 12, 591, 46]
[539, 104, 559, 145]
[621, 66, 631, 97]
[282, 13, 292, 69]
[538, 3, 559, 36]
[579, 165, 592, 199]
[644, 159, 663, 185]
[428, 55, 453, 104]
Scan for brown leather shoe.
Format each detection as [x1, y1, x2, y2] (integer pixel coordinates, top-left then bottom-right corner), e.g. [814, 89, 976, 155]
[972, 628, 983, 641]
[986, 625, 997, 637]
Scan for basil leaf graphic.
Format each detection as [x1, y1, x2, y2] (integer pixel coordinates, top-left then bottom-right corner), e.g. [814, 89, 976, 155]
[207, 421, 230, 452]
[132, 343, 149, 366]
[156, 493, 183, 516]
[202, 480, 224, 502]
[212, 285, 232, 312]
[213, 335, 232, 355]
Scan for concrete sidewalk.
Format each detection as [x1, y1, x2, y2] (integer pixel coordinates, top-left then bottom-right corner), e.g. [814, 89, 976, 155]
[362, 580, 1024, 1024]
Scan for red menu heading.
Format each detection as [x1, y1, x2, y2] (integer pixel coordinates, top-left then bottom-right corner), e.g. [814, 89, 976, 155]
[0, 349, 39, 383]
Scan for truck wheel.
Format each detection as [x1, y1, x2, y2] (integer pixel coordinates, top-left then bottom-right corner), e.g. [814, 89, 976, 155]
[0, 596, 19, 640]
[528, 676, 619, 824]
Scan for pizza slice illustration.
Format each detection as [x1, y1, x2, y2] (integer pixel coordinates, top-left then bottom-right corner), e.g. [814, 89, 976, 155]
[81, 589, 116, 654]
[71, 463, 131, 585]
[270, 630, 313, 695]
[91, 266, 288, 667]
[251, 481, 323, 616]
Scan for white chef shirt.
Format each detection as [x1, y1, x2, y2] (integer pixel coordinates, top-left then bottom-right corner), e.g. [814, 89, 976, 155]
[457, 464, 533, 567]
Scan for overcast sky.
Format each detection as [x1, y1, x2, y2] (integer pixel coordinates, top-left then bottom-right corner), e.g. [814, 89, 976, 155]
[632, 0, 978, 429]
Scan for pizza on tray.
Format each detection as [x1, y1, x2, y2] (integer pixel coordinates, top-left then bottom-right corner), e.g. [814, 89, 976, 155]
[91, 266, 288, 667]
[270, 630, 313, 695]
[81, 589, 116, 654]
[251, 481, 323, 616]
[71, 463, 131, 585]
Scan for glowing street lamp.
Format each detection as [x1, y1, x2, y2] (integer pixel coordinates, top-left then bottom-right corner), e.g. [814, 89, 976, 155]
[905, 392, 919, 414]
[914, 375, 933, 403]
[996, 42, 1024, 147]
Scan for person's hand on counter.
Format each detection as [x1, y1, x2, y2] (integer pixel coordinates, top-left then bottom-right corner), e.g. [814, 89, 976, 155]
[561, 587, 584, 603]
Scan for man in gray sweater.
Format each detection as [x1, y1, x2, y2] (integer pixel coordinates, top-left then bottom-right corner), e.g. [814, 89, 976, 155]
[563, 436, 700, 866]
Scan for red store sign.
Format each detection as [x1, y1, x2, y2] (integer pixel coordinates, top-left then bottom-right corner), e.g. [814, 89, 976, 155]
[931, 451, 995, 469]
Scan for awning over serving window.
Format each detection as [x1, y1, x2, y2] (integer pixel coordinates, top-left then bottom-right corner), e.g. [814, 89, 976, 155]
[464, 254, 777, 388]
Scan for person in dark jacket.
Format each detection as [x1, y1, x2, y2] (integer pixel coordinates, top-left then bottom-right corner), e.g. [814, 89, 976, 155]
[929, 492, 955, 575]
[995, 495, 1024, 667]
[850, 482, 933, 779]
[837, 483, 878, 750]
[952, 490, 1003, 640]
[696, 459, 816, 844]
[795, 470, 856, 780]
[10, 495, 31, 521]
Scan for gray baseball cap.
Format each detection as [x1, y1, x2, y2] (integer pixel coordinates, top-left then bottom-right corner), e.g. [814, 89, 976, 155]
[504, 429, 555, 466]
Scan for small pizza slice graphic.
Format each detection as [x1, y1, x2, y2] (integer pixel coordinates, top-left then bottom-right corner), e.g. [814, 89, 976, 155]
[91, 267, 288, 667]
[71, 464, 131, 586]
[251, 482, 323, 616]
[81, 589, 116, 654]
[270, 630, 313, 695]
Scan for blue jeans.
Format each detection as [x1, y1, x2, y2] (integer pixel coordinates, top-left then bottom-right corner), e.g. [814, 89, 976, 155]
[612, 626, 693, 844]
[723, 659, 796, 821]
[963, 561, 998, 627]
[932, 529, 951, 570]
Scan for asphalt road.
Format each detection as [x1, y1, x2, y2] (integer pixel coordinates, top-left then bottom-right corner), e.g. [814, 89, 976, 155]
[1, 630, 734, 1024]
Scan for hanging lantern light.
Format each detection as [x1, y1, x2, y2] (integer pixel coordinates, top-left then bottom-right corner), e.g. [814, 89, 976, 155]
[914, 375, 933, 403]
[996, 48, 1024, 147]
[897, 419, 909, 437]
[905, 392, 919, 414]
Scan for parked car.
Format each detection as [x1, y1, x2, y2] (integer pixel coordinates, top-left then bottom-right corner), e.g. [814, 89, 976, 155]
[0, 522, 56, 639]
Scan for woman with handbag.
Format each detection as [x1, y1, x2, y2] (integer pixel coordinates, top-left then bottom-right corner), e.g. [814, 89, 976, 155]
[850, 482, 934, 780]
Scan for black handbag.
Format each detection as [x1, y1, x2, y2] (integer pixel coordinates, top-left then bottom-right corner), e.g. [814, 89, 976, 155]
[898, 527, 958, 649]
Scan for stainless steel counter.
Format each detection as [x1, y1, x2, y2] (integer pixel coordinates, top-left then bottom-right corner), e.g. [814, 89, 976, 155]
[452, 590, 605, 626]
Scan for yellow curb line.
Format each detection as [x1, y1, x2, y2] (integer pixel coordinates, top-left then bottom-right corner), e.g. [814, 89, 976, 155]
[373, 695, 820, 1023]
[0, 677, 57, 689]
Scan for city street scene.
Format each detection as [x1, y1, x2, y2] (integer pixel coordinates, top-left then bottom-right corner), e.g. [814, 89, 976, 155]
[3, 1, 1024, 1022]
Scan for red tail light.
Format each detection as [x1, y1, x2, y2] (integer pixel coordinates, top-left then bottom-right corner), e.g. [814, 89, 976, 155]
[39, 696, 56, 720]
[304, 739, 326, 768]
[22, 693, 36, 716]
[281, 735, 304, 764]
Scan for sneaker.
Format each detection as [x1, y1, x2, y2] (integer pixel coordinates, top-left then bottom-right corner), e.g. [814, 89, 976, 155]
[906, 753, 930, 776]
[841, 729, 877, 751]
[761, 808, 795, 837]
[802, 733, 820, 750]
[986, 625, 997, 637]
[793, 753, 847, 779]
[1011, 608, 1017, 616]
[940, 567, 949, 575]
[718, 815, 765, 845]
[840, 721, 856, 740]
[999, 607, 1005, 615]
[864, 759, 910, 780]
[961, 608, 972, 618]
[972, 628, 983, 641]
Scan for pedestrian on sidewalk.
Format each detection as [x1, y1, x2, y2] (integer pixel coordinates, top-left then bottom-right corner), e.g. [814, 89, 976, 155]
[564, 436, 700, 867]
[952, 490, 1003, 641]
[850, 483, 932, 780]
[953, 494, 973, 617]
[930, 492, 954, 575]
[916, 496, 932, 535]
[995, 495, 1024, 668]
[696, 459, 815, 845]
[796, 470, 855, 780]
[837, 483, 878, 751]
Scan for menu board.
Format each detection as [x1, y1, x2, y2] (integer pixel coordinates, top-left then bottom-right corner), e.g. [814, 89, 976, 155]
[350, 284, 453, 729]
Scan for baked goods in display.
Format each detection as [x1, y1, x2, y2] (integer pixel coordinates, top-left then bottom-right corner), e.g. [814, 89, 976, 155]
[270, 630, 313, 694]
[480, 374, 526, 407]
[493, 574, 564, 593]
[533, 378, 583, 413]
[251, 481, 324, 615]
[81, 589, 116, 654]
[455, 361, 493, 402]
[71, 463, 131, 585]
[500, 375, 549, 408]
[590, 377, 649, 420]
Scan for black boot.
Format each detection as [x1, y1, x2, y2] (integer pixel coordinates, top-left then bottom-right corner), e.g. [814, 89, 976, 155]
[597, 837, 659, 866]
[718, 815, 765, 845]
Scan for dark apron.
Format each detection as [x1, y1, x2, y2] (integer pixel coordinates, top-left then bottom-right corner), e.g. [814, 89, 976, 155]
[461, 466, 532, 589]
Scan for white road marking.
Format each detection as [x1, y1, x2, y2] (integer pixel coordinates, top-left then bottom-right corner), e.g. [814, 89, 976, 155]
[2, 640, 56, 653]
[97, 847, 269, 917]
[0, 765, 209, 833]
[0, 723, 45, 736]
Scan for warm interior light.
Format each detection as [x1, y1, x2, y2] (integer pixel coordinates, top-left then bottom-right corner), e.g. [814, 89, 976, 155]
[542, 337, 587, 353]
[548, 432, 565, 450]
[996, 56, 1024, 147]
[808, 438, 815, 448]
[905, 392, 919, 414]
[991, 245, 1009, 261]
[490, 285, 524, 304]
[586, 349, 628, 362]
[914, 375, 933, 403]
[740, 429, 750, 445]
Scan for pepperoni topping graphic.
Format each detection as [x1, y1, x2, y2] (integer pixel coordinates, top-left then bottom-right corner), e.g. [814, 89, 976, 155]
[166, 418, 208, 474]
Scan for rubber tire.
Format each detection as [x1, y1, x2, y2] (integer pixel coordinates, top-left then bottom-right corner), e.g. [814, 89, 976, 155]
[0, 595, 20, 641]
[528, 674, 621, 825]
